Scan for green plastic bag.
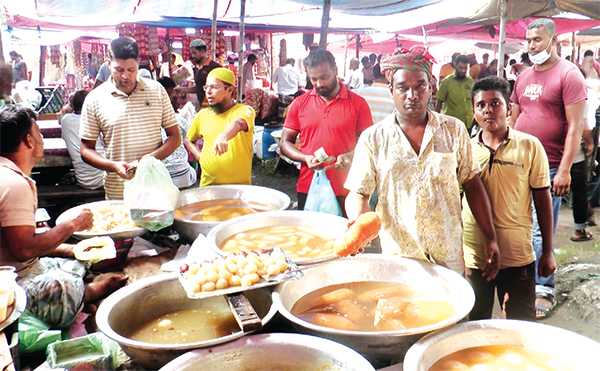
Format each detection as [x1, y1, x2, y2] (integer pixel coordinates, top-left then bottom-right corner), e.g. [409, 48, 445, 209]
[124, 156, 180, 231]
[304, 169, 342, 216]
[18, 310, 62, 354]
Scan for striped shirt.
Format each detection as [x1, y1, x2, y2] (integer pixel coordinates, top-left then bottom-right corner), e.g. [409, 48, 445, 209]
[81, 76, 177, 199]
[355, 83, 395, 124]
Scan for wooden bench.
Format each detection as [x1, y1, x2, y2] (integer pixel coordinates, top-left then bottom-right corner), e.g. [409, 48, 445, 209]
[37, 184, 106, 226]
[38, 113, 58, 121]
[38, 184, 105, 199]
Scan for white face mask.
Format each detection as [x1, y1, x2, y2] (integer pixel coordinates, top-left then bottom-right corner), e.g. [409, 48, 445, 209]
[529, 39, 553, 65]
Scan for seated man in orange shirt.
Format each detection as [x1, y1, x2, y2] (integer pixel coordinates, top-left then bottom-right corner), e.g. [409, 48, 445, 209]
[0, 105, 127, 327]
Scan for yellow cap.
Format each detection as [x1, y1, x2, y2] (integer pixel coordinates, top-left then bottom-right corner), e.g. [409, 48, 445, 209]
[207, 67, 236, 86]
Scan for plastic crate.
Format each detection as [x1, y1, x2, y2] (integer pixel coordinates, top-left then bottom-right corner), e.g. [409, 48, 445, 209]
[35, 87, 64, 115]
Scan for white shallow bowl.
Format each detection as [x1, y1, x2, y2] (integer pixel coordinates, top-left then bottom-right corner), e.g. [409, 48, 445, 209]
[56, 200, 147, 240]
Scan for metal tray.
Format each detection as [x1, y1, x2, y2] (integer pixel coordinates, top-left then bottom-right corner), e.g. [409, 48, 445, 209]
[0, 285, 26, 332]
[178, 247, 303, 299]
[55, 200, 147, 240]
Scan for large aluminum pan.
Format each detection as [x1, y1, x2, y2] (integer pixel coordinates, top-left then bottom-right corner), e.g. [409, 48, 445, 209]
[403, 319, 600, 370]
[273, 254, 475, 368]
[206, 210, 349, 265]
[96, 273, 277, 369]
[159, 333, 376, 371]
[174, 185, 291, 242]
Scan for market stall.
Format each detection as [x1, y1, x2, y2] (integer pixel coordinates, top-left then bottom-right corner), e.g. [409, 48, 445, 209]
[3, 1, 600, 371]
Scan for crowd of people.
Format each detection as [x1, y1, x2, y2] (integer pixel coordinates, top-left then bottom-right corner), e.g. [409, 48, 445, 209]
[2, 17, 600, 333]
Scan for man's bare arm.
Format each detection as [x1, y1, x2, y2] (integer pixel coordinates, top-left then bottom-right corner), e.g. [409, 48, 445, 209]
[184, 138, 201, 161]
[148, 125, 181, 160]
[213, 117, 249, 155]
[532, 187, 556, 278]
[463, 175, 500, 280]
[280, 127, 320, 171]
[81, 139, 136, 179]
[553, 100, 585, 197]
[345, 191, 371, 222]
[434, 99, 443, 113]
[2, 209, 92, 261]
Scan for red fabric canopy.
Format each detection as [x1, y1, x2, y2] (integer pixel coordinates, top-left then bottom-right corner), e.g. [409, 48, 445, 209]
[396, 17, 600, 41]
[328, 34, 445, 55]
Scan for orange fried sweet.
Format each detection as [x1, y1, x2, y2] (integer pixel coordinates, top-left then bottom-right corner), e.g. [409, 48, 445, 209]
[334, 212, 382, 257]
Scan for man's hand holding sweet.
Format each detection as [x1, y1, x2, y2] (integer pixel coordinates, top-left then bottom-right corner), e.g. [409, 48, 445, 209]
[70, 208, 94, 232]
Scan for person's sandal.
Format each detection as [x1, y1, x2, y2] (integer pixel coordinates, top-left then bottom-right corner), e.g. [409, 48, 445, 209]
[535, 291, 555, 319]
[570, 229, 593, 242]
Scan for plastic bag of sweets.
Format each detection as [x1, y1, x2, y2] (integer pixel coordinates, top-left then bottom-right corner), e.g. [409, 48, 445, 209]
[124, 156, 180, 231]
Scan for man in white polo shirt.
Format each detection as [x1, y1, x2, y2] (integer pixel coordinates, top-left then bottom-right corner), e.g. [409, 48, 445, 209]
[81, 37, 180, 199]
[272, 58, 302, 96]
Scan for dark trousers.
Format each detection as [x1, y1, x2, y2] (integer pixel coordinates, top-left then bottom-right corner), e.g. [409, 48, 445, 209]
[571, 160, 589, 227]
[465, 262, 536, 321]
[297, 192, 347, 218]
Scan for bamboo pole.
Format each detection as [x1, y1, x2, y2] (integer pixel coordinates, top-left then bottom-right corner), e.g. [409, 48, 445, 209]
[0, 30, 4, 63]
[165, 28, 172, 77]
[39, 45, 46, 86]
[571, 32, 576, 63]
[343, 35, 349, 77]
[212, 0, 218, 61]
[319, 0, 332, 49]
[497, 0, 507, 78]
[237, 0, 246, 102]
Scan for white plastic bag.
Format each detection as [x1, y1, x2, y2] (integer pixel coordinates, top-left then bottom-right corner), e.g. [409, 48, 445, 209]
[124, 157, 180, 231]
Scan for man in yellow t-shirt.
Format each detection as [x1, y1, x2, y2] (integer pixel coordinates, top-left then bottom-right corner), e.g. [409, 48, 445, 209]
[185, 68, 255, 186]
[462, 77, 554, 321]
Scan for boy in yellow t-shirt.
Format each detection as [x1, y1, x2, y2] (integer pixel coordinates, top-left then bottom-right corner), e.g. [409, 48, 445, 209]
[462, 77, 555, 321]
[185, 68, 255, 187]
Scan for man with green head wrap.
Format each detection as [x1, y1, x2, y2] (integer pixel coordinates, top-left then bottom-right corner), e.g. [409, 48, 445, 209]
[345, 46, 500, 278]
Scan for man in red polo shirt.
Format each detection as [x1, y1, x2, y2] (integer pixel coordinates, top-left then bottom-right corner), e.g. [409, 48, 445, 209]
[281, 49, 373, 213]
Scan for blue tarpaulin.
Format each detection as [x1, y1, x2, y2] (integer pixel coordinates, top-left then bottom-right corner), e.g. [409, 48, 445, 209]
[11, 0, 448, 32]
[135, 16, 373, 34]
[289, 0, 445, 16]
[33, 0, 446, 18]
